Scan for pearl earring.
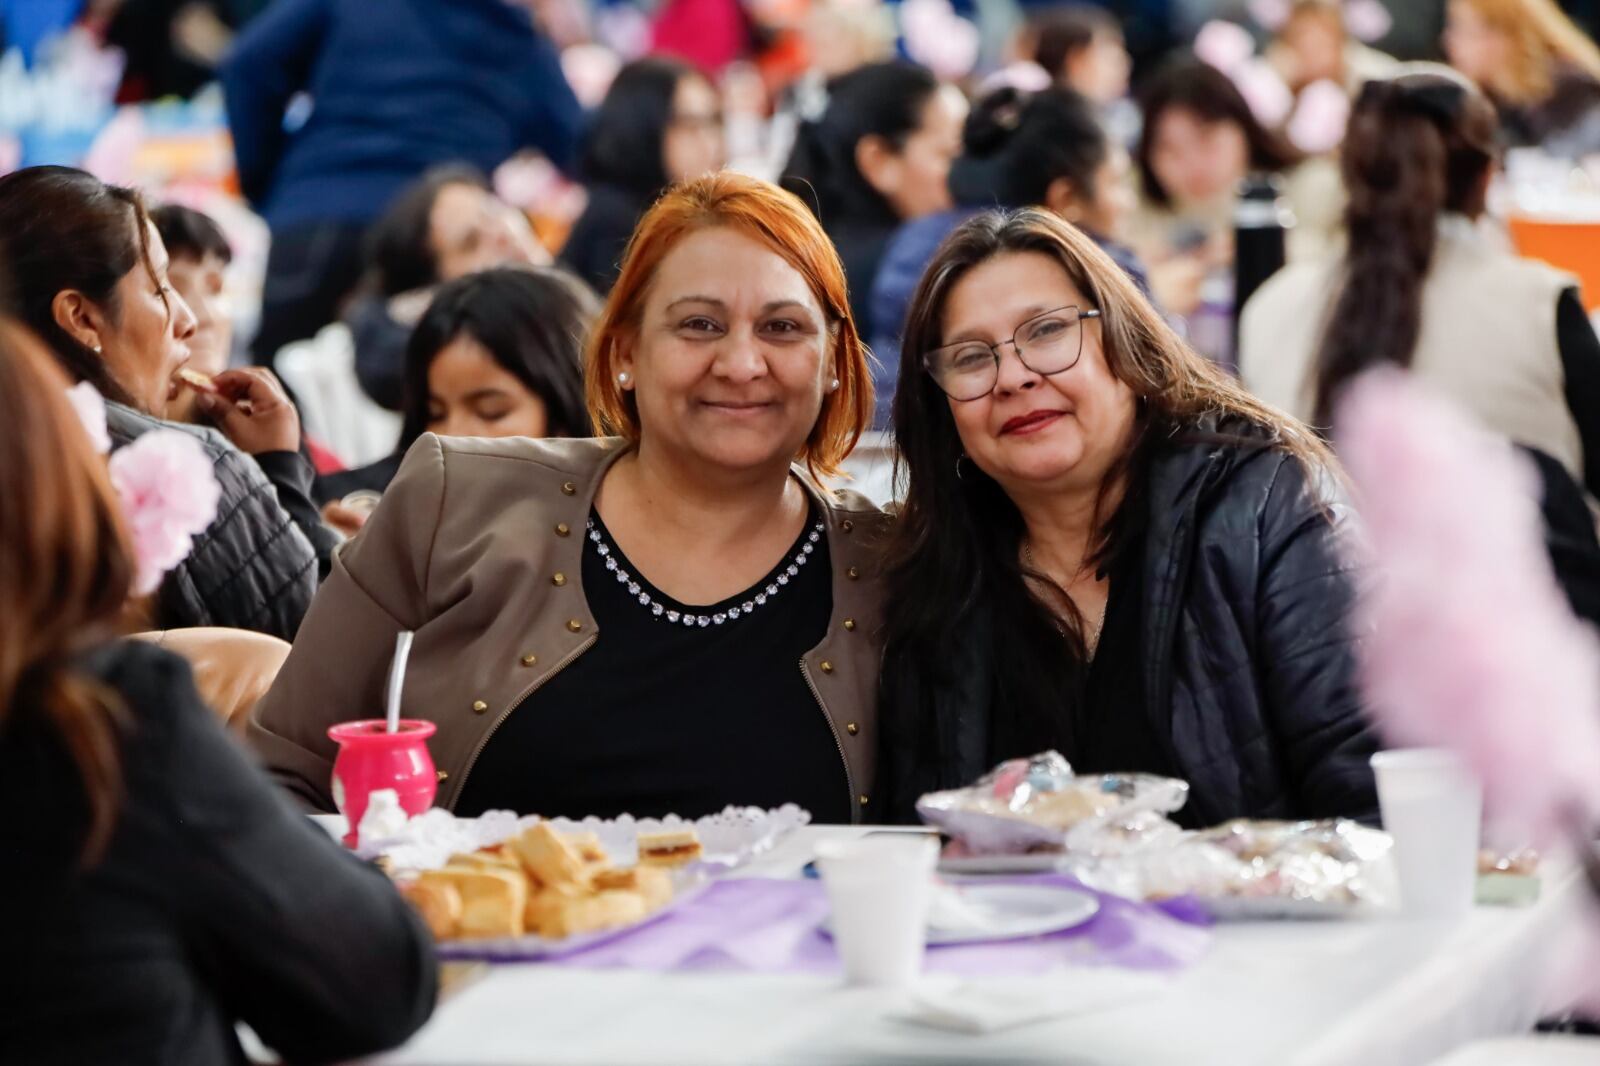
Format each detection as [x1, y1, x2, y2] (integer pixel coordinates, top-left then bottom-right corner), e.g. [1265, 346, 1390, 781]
[91, 343, 103, 354]
[617, 371, 631, 386]
[828, 378, 840, 393]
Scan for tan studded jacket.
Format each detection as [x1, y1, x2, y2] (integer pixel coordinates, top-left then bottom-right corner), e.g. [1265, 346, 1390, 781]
[247, 434, 891, 821]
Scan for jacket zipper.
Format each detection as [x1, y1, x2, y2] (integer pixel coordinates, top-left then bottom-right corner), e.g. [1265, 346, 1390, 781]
[453, 633, 598, 804]
[799, 657, 858, 823]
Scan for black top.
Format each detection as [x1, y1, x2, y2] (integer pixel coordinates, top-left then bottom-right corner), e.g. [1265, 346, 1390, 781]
[1073, 534, 1177, 778]
[559, 182, 651, 296]
[0, 641, 435, 1066]
[456, 508, 852, 822]
[1555, 285, 1600, 502]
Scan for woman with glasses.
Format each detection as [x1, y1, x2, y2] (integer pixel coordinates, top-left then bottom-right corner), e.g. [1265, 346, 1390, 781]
[560, 58, 726, 296]
[876, 207, 1379, 827]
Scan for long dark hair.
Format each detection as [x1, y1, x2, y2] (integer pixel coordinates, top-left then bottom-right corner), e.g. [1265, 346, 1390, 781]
[367, 164, 492, 297]
[781, 60, 942, 227]
[1310, 71, 1498, 426]
[881, 208, 1334, 764]
[583, 56, 702, 198]
[0, 166, 161, 407]
[0, 322, 136, 863]
[952, 86, 1110, 215]
[397, 267, 598, 449]
[1136, 58, 1302, 208]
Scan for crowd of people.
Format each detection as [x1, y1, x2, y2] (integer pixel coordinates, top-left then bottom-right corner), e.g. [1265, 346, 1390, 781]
[4, 0, 1600, 1061]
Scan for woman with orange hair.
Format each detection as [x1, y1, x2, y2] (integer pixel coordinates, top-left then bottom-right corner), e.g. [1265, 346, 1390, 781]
[1444, 0, 1600, 157]
[250, 171, 888, 823]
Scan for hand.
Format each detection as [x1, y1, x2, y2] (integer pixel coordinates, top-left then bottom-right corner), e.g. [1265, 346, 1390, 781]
[198, 367, 301, 455]
[321, 500, 370, 539]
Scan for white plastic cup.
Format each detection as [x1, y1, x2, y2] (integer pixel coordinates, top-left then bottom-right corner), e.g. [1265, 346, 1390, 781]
[814, 834, 939, 987]
[1371, 749, 1483, 917]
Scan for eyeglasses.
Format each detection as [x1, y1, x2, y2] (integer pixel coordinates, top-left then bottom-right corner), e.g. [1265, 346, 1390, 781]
[922, 305, 1102, 402]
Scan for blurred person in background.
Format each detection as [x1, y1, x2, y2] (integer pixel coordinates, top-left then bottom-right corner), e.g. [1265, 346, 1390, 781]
[221, 0, 583, 366]
[560, 57, 725, 297]
[0, 166, 333, 640]
[1240, 68, 1600, 501]
[0, 325, 436, 1066]
[1018, 4, 1139, 144]
[1444, 0, 1600, 158]
[150, 204, 234, 426]
[781, 61, 967, 343]
[876, 207, 1378, 827]
[348, 165, 549, 411]
[250, 173, 886, 825]
[318, 266, 596, 532]
[870, 86, 1147, 427]
[1128, 58, 1340, 365]
[1265, 0, 1399, 97]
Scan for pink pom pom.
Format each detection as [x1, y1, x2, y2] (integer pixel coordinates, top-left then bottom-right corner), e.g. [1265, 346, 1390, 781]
[1232, 58, 1294, 128]
[1248, 0, 1291, 31]
[65, 383, 111, 455]
[1336, 368, 1600, 844]
[900, 0, 979, 80]
[1343, 0, 1393, 43]
[561, 44, 621, 109]
[1194, 19, 1256, 75]
[1287, 79, 1351, 154]
[108, 430, 221, 596]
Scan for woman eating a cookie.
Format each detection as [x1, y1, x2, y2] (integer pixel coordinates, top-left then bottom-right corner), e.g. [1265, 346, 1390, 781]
[250, 171, 888, 825]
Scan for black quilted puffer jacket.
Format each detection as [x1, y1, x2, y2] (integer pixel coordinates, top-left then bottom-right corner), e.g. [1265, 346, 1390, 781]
[107, 403, 329, 642]
[881, 416, 1381, 828]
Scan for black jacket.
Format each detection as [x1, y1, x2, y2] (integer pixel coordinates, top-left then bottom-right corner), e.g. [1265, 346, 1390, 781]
[0, 640, 436, 1065]
[107, 403, 334, 640]
[882, 418, 1381, 828]
[560, 182, 651, 296]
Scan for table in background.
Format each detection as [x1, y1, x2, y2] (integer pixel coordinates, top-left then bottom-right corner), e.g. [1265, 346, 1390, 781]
[355, 825, 1590, 1066]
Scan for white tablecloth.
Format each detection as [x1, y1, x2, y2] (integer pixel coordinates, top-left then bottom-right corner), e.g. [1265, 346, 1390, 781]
[362, 826, 1591, 1066]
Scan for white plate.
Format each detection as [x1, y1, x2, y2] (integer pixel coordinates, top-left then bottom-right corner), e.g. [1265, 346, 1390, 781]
[821, 883, 1101, 946]
[926, 884, 1101, 944]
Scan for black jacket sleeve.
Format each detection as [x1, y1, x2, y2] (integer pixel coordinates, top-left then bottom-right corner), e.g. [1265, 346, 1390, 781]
[255, 449, 338, 580]
[1254, 457, 1381, 823]
[1555, 285, 1600, 501]
[133, 647, 438, 1063]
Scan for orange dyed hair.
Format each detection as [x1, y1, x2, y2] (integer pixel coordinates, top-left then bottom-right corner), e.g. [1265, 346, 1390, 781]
[585, 171, 873, 480]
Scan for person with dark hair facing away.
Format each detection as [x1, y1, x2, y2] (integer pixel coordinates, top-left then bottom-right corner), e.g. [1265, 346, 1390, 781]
[1240, 67, 1600, 499]
[346, 165, 549, 410]
[559, 57, 726, 297]
[150, 204, 236, 427]
[876, 207, 1378, 827]
[1240, 68, 1600, 625]
[0, 166, 333, 640]
[317, 266, 598, 533]
[0, 323, 436, 1066]
[780, 61, 967, 342]
[221, 0, 583, 365]
[1128, 57, 1339, 359]
[869, 86, 1147, 428]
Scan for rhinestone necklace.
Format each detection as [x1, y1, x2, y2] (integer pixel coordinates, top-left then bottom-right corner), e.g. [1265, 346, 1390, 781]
[587, 515, 824, 628]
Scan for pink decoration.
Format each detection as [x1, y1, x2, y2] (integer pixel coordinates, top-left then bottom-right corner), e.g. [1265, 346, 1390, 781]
[107, 429, 221, 596]
[66, 382, 111, 456]
[1336, 368, 1600, 843]
[1193, 20, 1256, 76]
[561, 44, 621, 109]
[1343, 0, 1393, 43]
[1287, 78, 1351, 154]
[1232, 58, 1294, 128]
[980, 61, 1053, 96]
[1248, 0, 1292, 31]
[900, 0, 980, 81]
